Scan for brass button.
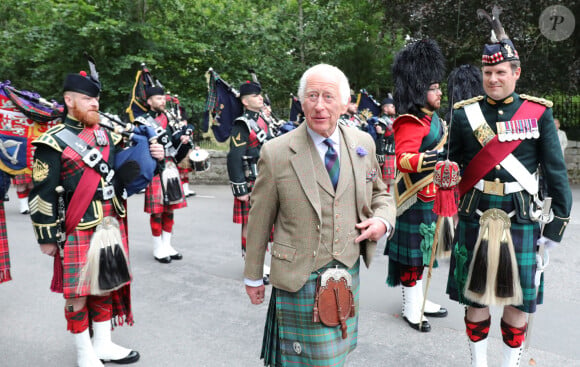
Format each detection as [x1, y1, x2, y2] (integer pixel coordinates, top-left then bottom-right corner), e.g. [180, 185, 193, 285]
[498, 110, 504, 115]
[495, 165, 501, 170]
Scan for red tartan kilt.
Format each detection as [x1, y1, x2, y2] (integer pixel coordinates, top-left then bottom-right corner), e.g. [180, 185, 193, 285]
[144, 175, 187, 214]
[233, 198, 250, 224]
[382, 154, 396, 181]
[12, 173, 32, 186]
[233, 181, 253, 224]
[62, 201, 129, 298]
[0, 203, 10, 283]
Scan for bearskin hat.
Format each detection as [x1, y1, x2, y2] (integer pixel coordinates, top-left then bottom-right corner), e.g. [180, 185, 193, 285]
[447, 64, 484, 104]
[392, 39, 446, 116]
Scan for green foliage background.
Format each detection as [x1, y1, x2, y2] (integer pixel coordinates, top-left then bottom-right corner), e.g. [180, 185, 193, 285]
[0, 0, 577, 128]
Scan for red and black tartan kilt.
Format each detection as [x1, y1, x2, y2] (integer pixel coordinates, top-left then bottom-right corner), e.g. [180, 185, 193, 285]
[144, 175, 187, 214]
[381, 154, 396, 181]
[61, 201, 130, 298]
[0, 203, 11, 283]
[12, 173, 32, 186]
[233, 181, 254, 224]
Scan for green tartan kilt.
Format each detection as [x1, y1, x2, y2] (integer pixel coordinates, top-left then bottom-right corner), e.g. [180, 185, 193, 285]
[385, 200, 437, 286]
[261, 260, 360, 367]
[446, 192, 543, 313]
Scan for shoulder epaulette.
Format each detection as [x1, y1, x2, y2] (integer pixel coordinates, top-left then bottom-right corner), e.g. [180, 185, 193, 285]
[453, 96, 484, 110]
[31, 124, 65, 152]
[519, 94, 553, 108]
[111, 132, 123, 145]
[394, 114, 427, 127]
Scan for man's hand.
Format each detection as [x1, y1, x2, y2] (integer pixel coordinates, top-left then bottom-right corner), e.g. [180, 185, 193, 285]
[40, 243, 58, 257]
[246, 284, 266, 305]
[237, 194, 250, 202]
[355, 218, 388, 243]
[180, 135, 191, 144]
[149, 143, 165, 160]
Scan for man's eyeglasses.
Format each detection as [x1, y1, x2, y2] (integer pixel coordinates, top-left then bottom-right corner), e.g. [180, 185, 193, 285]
[427, 87, 441, 93]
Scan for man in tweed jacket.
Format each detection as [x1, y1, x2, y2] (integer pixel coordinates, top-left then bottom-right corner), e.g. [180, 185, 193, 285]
[244, 64, 396, 366]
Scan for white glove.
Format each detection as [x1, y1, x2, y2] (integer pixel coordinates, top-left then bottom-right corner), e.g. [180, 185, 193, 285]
[537, 236, 559, 250]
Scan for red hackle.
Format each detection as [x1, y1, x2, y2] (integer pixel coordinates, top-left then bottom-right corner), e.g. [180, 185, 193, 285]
[433, 160, 460, 217]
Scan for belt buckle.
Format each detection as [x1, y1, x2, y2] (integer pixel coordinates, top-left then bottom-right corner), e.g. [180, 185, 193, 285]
[483, 180, 504, 196]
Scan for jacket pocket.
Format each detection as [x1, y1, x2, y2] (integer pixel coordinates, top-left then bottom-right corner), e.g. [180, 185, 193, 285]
[512, 191, 532, 223]
[271, 242, 297, 263]
[457, 188, 481, 220]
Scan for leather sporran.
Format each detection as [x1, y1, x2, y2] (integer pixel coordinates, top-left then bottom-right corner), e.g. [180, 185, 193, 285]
[312, 267, 356, 339]
[77, 216, 131, 295]
[161, 161, 184, 205]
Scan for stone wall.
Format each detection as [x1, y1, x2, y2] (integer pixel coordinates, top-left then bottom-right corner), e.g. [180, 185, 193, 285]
[188, 144, 580, 185]
[188, 150, 229, 185]
[565, 140, 580, 184]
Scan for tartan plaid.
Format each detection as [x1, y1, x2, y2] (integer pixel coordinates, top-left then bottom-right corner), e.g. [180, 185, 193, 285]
[0, 203, 11, 283]
[381, 154, 396, 181]
[144, 174, 187, 214]
[233, 180, 254, 224]
[385, 200, 437, 287]
[261, 260, 360, 367]
[12, 173, 31, 186]
[446, 193, 542, 313]
[62, 201, 130, 298]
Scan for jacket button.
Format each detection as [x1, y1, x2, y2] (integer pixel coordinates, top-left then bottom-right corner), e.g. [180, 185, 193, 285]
[495, 165, 501, 170]
[316, 225, 320, 230]
[313, 251, 316, 257]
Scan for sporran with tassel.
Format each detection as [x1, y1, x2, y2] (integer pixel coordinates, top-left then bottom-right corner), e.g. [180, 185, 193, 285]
[77, 216, 131, 295]
[464, 208, 522, 306]
[161, 160, 184, 205]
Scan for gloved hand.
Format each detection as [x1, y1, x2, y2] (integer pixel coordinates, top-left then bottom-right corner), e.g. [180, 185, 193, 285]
[537, 236, 559, 250]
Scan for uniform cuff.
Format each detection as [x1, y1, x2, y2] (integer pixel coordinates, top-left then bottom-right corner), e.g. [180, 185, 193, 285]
[231, 182, 248, 196]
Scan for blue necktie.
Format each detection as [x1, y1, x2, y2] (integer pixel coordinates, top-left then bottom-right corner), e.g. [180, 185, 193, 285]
[323, 138, 340, 189]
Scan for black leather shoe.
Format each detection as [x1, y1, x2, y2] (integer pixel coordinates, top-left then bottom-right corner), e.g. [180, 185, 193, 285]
[424, 307, 448, 318]
[101, 350, 140, 364]
[170, 252, 183, 260]
[403, 316, 431, 332]
[154, 256, 172, 264]
[263, 274, 270, 285]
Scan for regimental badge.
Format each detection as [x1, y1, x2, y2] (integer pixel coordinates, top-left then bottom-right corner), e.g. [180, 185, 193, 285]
[473, 123, 495, 146]
[94, 129, 108, 146]
[32, 159, 49, 182]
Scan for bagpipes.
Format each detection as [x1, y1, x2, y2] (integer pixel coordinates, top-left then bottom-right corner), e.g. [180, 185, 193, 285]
[0, 81, 63, 176]
[98, 112, 160, 196]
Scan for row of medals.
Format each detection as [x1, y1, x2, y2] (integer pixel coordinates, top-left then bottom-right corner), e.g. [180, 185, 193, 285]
[496, 118, 540, 142]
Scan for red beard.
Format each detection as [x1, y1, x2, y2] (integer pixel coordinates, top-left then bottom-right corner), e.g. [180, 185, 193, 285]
[71, 105, 100, 126]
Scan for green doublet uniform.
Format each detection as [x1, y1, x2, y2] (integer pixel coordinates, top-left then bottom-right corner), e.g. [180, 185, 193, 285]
[446, 93, 572, 312]
[29, 117, 126, 244]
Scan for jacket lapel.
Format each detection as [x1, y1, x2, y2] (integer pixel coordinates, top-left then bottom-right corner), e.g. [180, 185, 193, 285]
[289, 124, 322, 221]
[338, 125, 365, 210]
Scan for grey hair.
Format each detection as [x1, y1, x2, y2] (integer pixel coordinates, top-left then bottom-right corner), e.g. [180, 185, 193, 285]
[297, 64, 350, 105]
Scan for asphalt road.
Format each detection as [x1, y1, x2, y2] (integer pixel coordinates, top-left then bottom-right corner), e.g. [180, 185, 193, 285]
[0, 184, 579, 366]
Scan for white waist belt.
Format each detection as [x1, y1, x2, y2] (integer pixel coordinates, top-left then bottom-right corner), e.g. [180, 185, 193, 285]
[474, 179, 525, 195]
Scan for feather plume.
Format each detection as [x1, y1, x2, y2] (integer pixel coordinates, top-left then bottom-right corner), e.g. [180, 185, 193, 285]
[477, 6, 508, 43]
[83, 52, 99, 83]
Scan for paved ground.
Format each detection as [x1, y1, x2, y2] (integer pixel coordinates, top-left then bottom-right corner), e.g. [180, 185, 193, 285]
[0, 184, 579, 366]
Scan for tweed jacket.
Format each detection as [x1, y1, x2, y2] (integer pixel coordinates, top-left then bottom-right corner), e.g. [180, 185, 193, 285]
[244, 122, 396, 292]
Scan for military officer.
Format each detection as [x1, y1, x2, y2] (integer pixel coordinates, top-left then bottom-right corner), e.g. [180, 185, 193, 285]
[446, 8, 572, 367]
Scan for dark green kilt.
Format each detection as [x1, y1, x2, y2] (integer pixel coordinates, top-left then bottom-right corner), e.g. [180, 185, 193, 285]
[261, 260, 360, 367]
[446, 192, 542, 313]
[385, 199, 437, 287]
